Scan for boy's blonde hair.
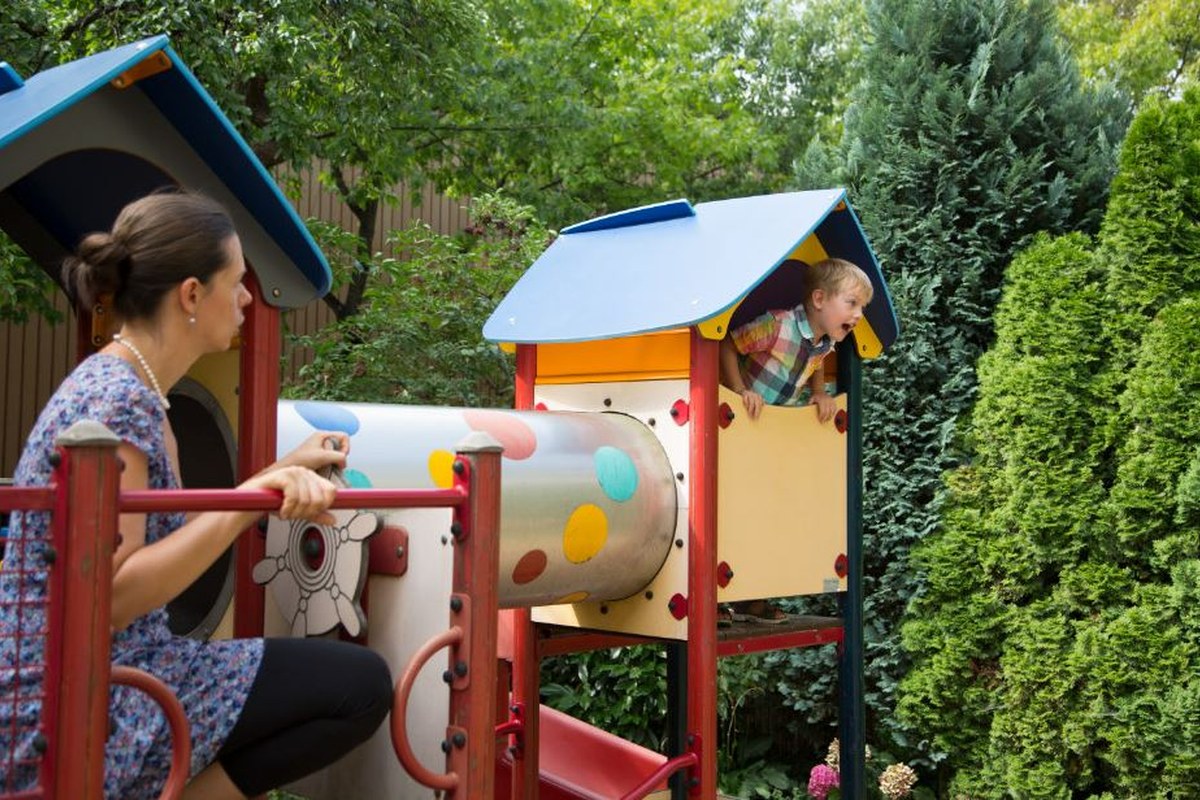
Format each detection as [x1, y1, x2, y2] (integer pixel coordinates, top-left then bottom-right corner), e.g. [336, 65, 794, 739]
[804, 258, 874, 304]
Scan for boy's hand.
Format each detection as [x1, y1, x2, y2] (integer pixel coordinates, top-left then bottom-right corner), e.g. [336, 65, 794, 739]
[741, 390, 764, 420]
[810, 391, 836, 423]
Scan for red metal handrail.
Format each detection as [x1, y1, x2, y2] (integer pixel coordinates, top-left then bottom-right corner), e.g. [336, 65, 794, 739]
[5, 450, 489, 800]
[390, 627, 464, 792]
[118, 486, 467, 514]
[109, 667, 190, 800]
[619, 752, 699, 800]
[0, 487, 55, 513]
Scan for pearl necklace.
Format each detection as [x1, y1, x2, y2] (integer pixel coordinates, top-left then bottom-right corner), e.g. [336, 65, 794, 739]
[112, 334, 171, 410]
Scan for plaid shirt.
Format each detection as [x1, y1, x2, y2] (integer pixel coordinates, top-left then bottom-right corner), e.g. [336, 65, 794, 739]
[730, 305, 833, 406]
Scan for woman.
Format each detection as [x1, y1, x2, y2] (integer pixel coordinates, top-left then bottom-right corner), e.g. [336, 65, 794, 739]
[0, 191, 392, 799]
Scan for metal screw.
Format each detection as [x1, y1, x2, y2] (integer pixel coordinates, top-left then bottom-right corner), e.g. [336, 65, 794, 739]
[450, 521, 463, 539]
[675, 538, 684, 548]
[645, 591, 654, 600]
[452, 460, 465, 475]
[441, 739, 452, 753]
[676, 472, 685, 481]
[452, 732, 467, 748]
[603, 398, 612, 407]
[454, 661, 468, 677]
[396, 546, 405, 558]
[647, 418, 656, 427]
[450, 596, 463, 612]
[442, 670, 453, 683]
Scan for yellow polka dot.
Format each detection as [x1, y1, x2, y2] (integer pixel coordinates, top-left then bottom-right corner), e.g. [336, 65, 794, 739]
[555, 591, 590, 604]
[562, 504, 607, 564]
[428, 450, 457, 488]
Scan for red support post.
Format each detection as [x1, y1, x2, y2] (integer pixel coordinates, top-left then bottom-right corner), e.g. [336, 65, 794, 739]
[43, 420, 122, 799]
[234, 275, 279, 638]
[687, 329, 719, 797]
[445, 436, 503, 798]
[510, 344, 540, 799]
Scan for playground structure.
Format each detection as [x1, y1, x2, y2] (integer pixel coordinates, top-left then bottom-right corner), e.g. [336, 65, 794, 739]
[0, 37, 898, 800]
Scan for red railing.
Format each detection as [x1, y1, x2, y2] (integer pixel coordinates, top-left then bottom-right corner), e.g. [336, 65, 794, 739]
[0, 422, 503, 800]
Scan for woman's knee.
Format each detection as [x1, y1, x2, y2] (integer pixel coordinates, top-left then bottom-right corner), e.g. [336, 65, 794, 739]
[345, 645, 393, 730]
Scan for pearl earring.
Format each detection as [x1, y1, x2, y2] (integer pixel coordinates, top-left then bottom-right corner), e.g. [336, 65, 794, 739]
[188, 316, 196, 325]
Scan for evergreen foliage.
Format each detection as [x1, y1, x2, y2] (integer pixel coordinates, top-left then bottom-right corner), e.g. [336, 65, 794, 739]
[899, 89, 1200, 795]
[790, 0, 1128, 760]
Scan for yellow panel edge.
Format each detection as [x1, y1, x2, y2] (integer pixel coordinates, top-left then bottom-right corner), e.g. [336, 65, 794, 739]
[855, 318, 883, 359]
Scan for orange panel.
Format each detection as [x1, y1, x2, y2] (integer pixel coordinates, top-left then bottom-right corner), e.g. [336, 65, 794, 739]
[536, 330, 690, 384]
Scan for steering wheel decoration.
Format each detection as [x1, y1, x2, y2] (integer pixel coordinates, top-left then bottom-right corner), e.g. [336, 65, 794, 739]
[253, 509, 381, 637]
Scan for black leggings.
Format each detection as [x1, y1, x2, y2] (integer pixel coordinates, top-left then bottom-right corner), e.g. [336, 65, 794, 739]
[217, 637, 392, 795]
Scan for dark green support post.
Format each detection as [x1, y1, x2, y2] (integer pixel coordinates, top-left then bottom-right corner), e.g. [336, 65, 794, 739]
[837, 341, 866, 798]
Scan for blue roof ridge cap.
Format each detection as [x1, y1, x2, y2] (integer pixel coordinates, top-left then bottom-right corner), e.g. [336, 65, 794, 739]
[561, 198, 695, 234]
[0, 62, 25, 96]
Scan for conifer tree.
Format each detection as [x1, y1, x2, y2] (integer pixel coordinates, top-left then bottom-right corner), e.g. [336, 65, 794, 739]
[788, 0, 1128, 757]
[900, 89, 1200, 795]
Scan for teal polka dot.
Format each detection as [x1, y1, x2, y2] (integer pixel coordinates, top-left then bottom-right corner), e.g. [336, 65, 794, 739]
[343, 468, 372, 488]
[594, 446, 638, 502]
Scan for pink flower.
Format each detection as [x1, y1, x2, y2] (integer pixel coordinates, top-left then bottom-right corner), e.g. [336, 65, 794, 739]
[807, 763, 840, 799]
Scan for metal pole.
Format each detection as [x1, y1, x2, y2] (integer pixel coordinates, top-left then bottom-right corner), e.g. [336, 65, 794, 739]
[444, 434, 503, 798]
[45, 420, 122, 799]
[686, 329, 719, 797]
[510, 343, 540, 799]
[837, 343, 865, 798]
[234, 274, 279, 638]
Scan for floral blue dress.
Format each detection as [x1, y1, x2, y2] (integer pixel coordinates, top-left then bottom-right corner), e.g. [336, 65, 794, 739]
[0, 354, 263, 799]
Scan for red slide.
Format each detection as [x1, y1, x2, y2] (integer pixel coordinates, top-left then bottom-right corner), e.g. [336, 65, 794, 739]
[495, 704, 668, 800]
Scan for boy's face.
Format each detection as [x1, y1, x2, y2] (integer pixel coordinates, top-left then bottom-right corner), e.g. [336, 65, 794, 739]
[810, 285, 868, 342]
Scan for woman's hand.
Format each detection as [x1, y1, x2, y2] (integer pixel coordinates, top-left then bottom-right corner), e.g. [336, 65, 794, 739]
[245, 465, 340, 526]
[275, 431, 350, 474]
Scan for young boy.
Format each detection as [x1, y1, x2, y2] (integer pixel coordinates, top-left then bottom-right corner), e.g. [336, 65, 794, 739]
[720, 257, 873, 424]
[718, 257, 873, 624]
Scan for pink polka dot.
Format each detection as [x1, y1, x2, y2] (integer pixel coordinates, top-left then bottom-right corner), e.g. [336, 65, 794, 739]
[512, 550, 548, 585]
[463, 410, 537, 460]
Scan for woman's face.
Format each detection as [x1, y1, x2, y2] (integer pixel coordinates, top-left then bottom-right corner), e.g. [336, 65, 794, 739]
[195, 235, 252, 351]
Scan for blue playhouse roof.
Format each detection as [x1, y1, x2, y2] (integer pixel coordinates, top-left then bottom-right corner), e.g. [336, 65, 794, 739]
[0, 36, 330, 308]
[483, 190, 899, 349]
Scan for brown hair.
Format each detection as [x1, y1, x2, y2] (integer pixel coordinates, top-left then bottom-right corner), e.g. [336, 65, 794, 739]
[803, 258, 874, 305]
[62, 190, 237, 321]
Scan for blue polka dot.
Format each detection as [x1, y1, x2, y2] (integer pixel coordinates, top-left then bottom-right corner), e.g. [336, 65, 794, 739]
[594, 446, 638, 502]
[343, 468, 372, 488]
[294, 401, 361, 435]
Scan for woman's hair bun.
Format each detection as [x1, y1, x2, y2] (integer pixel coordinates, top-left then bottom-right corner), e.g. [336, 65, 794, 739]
[62, 232, 130, 309]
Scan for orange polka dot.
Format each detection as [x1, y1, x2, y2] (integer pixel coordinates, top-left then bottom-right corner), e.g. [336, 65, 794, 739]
[555, 591, 590, 604]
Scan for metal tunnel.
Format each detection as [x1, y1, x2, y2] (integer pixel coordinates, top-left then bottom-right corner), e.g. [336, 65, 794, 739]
[277, 400, 678, 607]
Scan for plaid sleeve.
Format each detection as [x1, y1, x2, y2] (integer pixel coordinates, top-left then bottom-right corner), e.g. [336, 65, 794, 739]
[730, 311, 781, 355]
